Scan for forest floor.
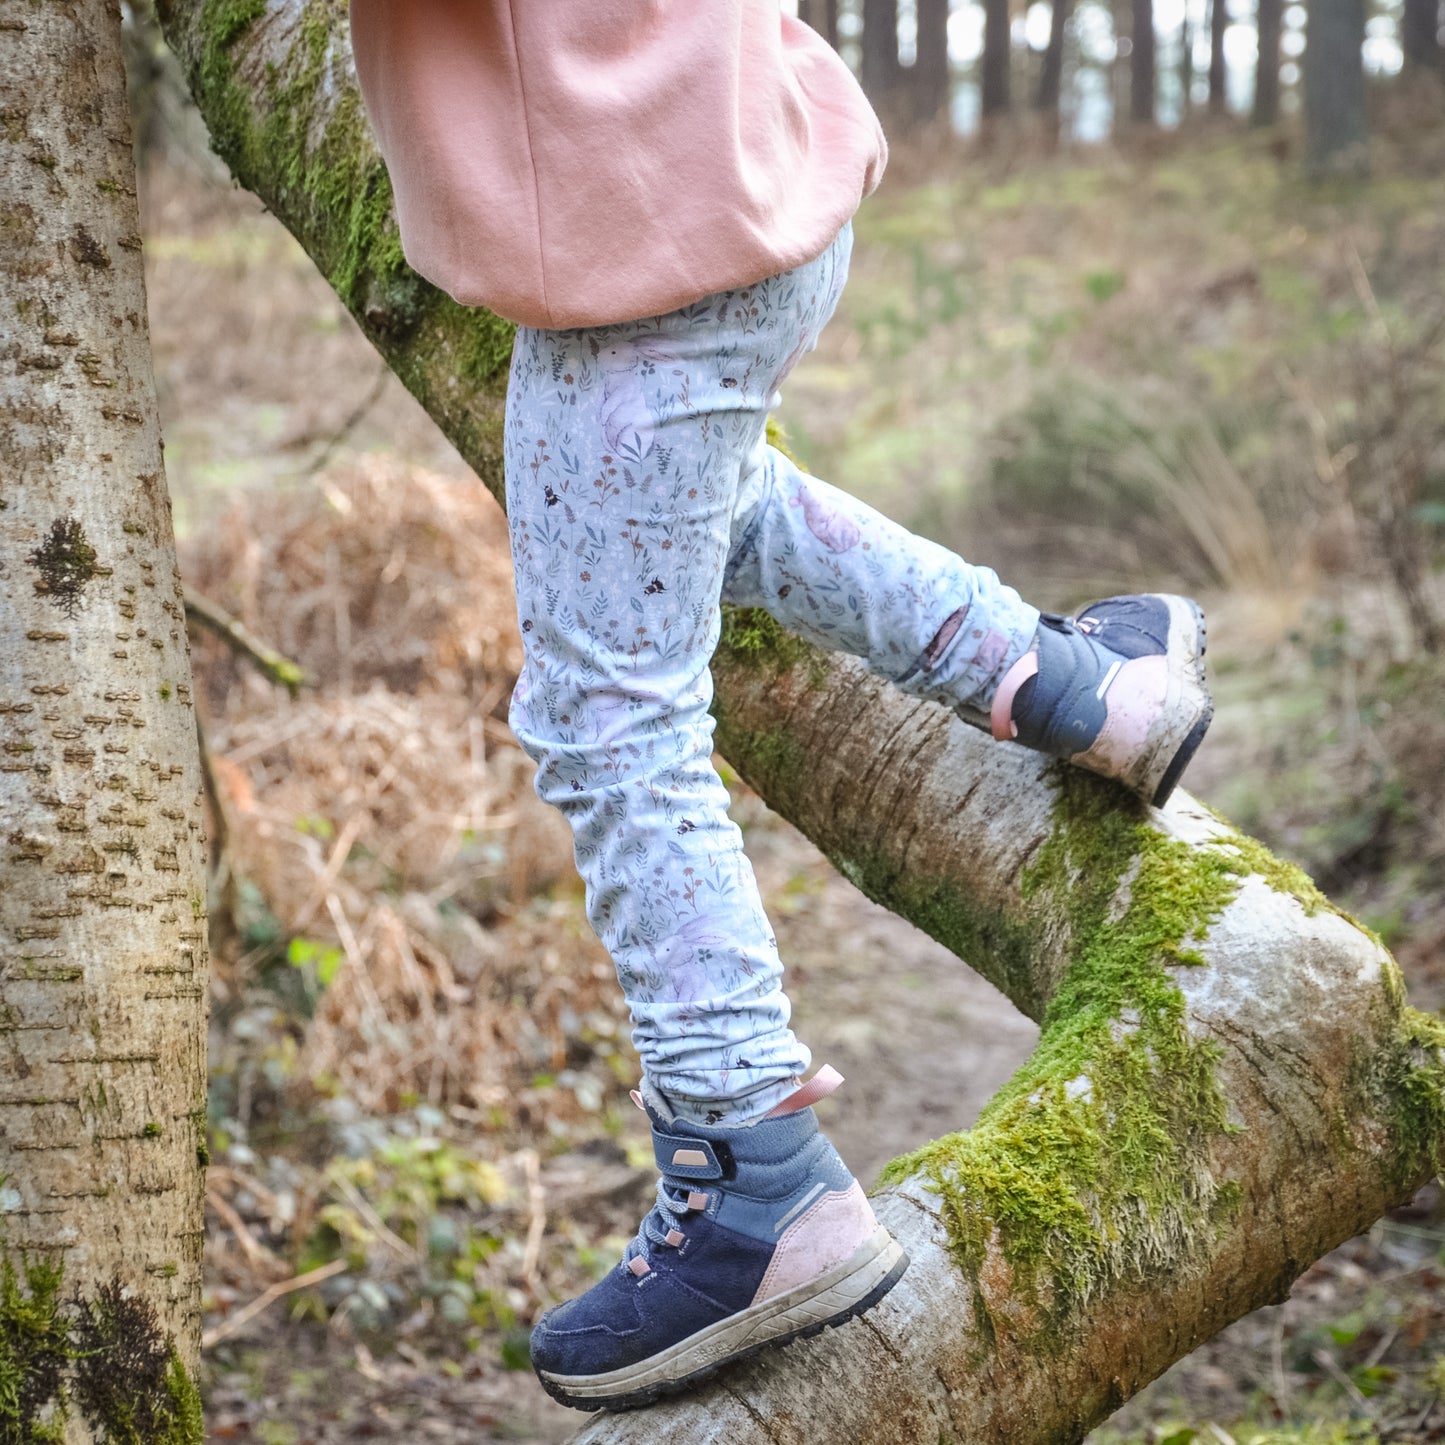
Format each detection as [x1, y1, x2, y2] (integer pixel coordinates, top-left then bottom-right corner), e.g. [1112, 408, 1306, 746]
[137, 98, 1445, 1445]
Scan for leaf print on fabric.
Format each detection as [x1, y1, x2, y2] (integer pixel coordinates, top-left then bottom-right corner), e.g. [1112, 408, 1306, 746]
[789, 478, 862, 554]
[499, 222, 1040, 1125]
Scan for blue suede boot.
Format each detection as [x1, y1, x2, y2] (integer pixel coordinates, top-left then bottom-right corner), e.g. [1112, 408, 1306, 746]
[990, 593, 1212, 807]
[530, 1073, 908, 1411]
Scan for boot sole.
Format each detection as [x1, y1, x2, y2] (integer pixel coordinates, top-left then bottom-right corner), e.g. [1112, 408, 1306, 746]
[1144, 595, 1212, 808]
[537, 1226, 909, 1412]
[1078, 594, 1212, 808]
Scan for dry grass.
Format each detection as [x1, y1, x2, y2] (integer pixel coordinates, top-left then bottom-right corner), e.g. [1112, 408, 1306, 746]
[183, 459, 630, 1129]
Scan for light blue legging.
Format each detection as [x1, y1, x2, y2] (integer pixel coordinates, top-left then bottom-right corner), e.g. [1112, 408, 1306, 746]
[504, 225, 1039, 1124]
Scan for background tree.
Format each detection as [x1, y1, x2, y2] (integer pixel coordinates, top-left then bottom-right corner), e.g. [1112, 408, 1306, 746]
[862, 0, 905, 117]
[798, 0, 842, 50]
[1036, 0, 1074, 138]
[1402, 0, 1443, 68]
[1252, 0, 1283, 123]
[1131, 0, 1159, 123]
[912, 0, 954, 128]
[151, 3, 1445, 1438]
[0, 0, 207, 1436]
[1208, 0, 1229, 112]
[1304, 0, 1369, 173]
[981, 0, 1013, 120]
[1178, 0, 1195, 116]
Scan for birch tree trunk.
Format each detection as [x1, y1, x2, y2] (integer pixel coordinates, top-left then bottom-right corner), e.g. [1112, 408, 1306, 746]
[0, 0, 207, 1438]
[150, 3, 1445, 1440]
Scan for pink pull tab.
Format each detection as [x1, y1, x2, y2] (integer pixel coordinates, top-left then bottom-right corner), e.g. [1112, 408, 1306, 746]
[763, 1063, 845, 1118]
[686, 1190, 709, 1212]
[629, 1089, 645, 1112]
[664, 1228, 685, 1247]
[627, 1255, 650, 1277]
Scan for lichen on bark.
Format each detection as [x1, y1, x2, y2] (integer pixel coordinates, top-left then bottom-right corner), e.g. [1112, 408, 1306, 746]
[0, 1261, 202, 1445]
[878, 773, 1356, 1334]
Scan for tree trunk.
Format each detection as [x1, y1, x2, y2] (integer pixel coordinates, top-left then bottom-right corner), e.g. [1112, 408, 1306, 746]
[1252, 0, 1283, 123]
[861, 0, 904, 117]
[1303, 0, 1369, 175]
[153, 3, 1445, 1439]
[1178, 0, 1194, 116]
[1131, 0, 1158, 123]
[1402, 0, 1442, 68]
[1208, 0, 1229, 112]
[0, 0, 207, 1438]
[1037, 0, 1074, 139]
[798, 0, 842, 50]
[912, 0, 953, 129]
[981, 0, 1013, 118]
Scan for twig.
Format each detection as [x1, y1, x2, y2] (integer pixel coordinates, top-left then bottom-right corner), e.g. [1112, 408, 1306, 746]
[520, 1147, 546, 1298]
[201, 1258, 348, 1350]
[1313, 1346, 1374, 1415]
[1271, 1308, 1292, 1415]
[325, 1164, 420, 1264]
[300, 358, 390, 480]
[184, 588, 305, 696]
[205, 1187, 285, 1277]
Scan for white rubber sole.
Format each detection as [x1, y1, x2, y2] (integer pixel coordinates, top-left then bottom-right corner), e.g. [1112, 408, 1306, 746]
[1080, 593, 1212, 807]
[538, 1225, 908, 1411]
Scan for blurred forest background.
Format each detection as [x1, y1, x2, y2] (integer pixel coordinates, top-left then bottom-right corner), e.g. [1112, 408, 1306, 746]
[117, 0, 1445, 1440]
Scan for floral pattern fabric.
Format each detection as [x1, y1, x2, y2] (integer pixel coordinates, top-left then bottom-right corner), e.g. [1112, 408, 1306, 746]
[504, 225, 1039, 1124]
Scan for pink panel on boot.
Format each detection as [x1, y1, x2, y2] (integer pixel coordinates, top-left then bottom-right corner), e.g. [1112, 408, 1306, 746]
[1073, 654, 1168, 774]
[749, 1181, 878, 1306]
[990, 651, 1039, 741]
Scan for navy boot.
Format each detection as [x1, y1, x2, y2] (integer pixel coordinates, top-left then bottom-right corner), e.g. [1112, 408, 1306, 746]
[530, 1074, 908, 1411]
[990, 593, 1212, 807]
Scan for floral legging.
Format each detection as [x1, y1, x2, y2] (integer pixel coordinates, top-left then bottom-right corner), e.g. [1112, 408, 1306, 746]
[504, 224, 1039, 1124]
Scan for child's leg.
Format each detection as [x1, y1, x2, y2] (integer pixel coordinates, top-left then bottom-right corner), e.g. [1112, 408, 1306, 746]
[503, 253, 866, 1127]
[722, 442, 1040, 721]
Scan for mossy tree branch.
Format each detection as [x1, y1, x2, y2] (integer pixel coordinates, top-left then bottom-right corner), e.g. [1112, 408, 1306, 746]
[153, 4, 1445, 1440]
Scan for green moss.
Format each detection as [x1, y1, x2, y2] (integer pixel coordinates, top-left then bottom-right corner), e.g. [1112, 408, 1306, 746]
[878, 772, 1343, 1330]
[142, 1124, 161, 1140]
[191, 0, 514, 384]
[0, 1256, 202, 1445]
[157, 684, 171, 702]
[195, 1144, 209, 1169]
[0, 1255, 69, 1444]
[1368, 1007, 1445, 1192]
[71, 1281, 202, 1445]
[716, 605, 816, 674]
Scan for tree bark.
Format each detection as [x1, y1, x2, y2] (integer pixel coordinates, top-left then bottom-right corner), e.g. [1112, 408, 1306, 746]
[911, 0, 953, 130]
[1402, 0, 1443, 68]
[152, 3, 1445, 1439]
[1303, 0, 1369, 175]
[0, 0, 207, 1437]
[1178, 0, 1195, 116]
[861, 0, 905, 117]
[1130, 0, 1158, 124]
[1208, 0, 1229, 112]
[1252, 0, 1283, 124]
[1036, 0, 1075, 139]
[981, 0, 1013, 118]
[799, 0, 842, 51]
